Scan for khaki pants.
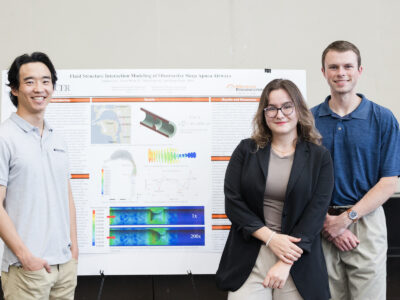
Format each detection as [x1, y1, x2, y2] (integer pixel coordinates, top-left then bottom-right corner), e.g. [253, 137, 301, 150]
[228, 245, 303, 300]
[322, 206, 387, 300]
[1, 258, 78, 300]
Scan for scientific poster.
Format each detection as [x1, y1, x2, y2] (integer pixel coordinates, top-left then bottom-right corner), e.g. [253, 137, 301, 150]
[1, 69, 306, 274]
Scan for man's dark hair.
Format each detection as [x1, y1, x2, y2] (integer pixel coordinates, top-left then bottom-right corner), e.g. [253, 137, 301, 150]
[7, 52, 57, 108]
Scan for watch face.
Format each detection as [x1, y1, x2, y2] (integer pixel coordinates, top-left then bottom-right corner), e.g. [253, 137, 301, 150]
[349, 210, 358, 220]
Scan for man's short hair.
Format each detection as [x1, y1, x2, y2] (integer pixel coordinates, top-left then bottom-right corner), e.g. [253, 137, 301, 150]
[322, 41, 361, 70]
[7, 52, 57, 108]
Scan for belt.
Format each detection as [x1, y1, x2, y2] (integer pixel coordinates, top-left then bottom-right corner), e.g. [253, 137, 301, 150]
[328, 206, 350, 216]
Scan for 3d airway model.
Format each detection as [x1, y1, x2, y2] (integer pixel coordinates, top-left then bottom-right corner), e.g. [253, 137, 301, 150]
[140, 108, 176, 138]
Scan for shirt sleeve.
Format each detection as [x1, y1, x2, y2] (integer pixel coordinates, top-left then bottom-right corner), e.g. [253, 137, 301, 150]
[379, 110, 400, 178]
[0, 136, 11, 186]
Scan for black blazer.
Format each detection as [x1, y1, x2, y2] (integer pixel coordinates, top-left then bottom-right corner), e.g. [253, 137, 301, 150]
[216, 139, 334, 300]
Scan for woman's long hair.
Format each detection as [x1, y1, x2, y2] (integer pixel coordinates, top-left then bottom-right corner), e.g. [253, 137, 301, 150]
[252, 79, 322, 148]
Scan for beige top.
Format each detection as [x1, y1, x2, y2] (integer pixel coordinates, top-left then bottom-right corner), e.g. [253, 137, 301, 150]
[263, 148, 294, 233]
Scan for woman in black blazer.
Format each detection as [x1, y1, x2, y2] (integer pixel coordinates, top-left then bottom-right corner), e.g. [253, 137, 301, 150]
[216, 79, 334, 300]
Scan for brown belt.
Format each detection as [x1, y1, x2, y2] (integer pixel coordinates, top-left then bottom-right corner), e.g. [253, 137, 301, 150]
[328, 207, 348, 216]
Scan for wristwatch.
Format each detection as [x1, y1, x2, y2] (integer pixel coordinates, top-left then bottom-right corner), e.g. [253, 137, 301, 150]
[346, 208, 359, 223]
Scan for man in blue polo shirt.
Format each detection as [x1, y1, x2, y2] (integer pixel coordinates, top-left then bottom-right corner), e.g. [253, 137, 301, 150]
[312, 40, 400, 300]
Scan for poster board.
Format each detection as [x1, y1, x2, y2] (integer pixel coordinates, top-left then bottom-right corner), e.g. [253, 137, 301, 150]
[0, 69, 306, 275]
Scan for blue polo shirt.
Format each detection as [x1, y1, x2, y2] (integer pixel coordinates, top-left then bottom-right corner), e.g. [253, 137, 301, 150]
[312, 94, 400, 206]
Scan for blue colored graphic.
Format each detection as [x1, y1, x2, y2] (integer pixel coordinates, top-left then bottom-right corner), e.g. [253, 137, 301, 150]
[109, 227, 205, 246]
[109, 206, 204, 225]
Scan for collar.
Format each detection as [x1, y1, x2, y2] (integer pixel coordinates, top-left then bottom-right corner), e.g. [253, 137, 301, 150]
[318, 93, 369, 120]
[10, 112, 53, 134]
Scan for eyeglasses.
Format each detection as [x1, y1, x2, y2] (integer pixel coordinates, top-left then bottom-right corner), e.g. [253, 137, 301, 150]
[263, 103, 295, 118]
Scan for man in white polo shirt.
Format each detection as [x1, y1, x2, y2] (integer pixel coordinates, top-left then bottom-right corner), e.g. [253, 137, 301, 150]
[0, 52, 78, 299]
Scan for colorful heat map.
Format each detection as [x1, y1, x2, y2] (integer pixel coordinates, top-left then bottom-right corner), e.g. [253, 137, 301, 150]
[109, 227, 205, 246]
[92, 210, 95, 246]
[109, 206, 204, 225]
[148, 148, 196, 164]
[101, 169, 104, 195]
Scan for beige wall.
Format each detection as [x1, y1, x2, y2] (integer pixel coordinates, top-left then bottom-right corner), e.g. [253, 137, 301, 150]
[1, 0, 399, 118]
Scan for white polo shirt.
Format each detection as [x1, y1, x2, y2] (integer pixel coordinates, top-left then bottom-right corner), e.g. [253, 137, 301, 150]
[0, 113, 72, 272]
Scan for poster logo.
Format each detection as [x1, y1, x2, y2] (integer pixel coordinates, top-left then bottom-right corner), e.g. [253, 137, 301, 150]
[226, 83, 262, 93]
[55, 84, 71, 92]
